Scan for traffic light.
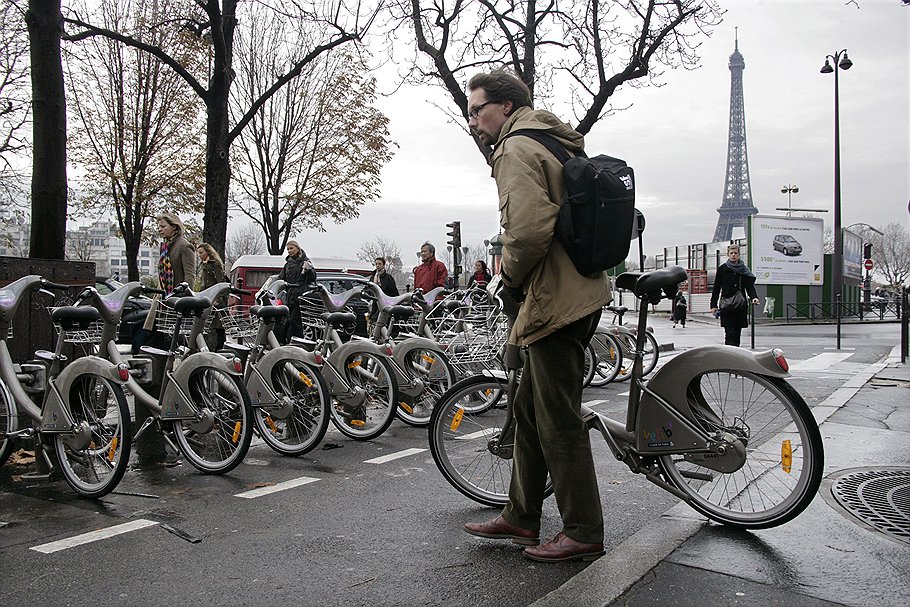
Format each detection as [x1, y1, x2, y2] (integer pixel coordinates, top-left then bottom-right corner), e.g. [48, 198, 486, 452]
[446, 221, 462, 258]
[863, 242, 872, 260]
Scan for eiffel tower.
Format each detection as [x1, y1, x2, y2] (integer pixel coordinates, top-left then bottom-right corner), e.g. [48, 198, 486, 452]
[713, 31, 758, 242]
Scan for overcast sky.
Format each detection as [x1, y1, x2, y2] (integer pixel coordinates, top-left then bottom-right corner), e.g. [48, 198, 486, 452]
[252, 0, 910, 265]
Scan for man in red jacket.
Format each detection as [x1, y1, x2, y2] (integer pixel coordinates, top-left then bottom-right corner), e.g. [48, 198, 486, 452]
[412, 242, 447, 293]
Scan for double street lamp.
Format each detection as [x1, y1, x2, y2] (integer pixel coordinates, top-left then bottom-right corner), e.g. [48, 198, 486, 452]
[821, 49, 853, 349]
[780, 184, 799, 215]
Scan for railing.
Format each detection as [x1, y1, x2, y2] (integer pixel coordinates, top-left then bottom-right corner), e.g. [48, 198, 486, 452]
[786, 300, 902, 322]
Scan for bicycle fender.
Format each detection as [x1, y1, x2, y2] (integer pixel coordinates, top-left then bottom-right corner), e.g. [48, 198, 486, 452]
[41, 356, 127, 432]
[246, 346, 320, 404]
[636, 346, 789, 453]
[391, 337, 452, 381]
[327, 339, 391, 378]
[160, 352, 242, 419]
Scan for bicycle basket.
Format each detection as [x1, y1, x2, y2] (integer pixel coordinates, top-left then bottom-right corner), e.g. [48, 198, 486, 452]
[154, 301, 208, 336]
[48, 307, 104, 345]
[215, 305, 259, 339]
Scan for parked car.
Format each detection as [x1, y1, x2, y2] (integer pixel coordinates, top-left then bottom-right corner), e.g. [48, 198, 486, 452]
[229, 255, 372, 307]
[772, 234, 803, 256]
[95, 277, 152, 345]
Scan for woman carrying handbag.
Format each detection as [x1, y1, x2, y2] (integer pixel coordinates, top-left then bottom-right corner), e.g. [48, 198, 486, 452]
[710, 244, 759, 346]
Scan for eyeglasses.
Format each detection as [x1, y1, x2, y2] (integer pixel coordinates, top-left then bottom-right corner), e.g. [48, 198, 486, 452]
[468, 101, 495, 120]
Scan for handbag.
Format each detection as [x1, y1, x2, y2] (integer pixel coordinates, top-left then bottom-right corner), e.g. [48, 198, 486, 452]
[719, 276, 746, 314]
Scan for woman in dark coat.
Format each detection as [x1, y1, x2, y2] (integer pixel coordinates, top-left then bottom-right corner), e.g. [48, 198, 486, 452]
[467, 260, 493, 288]
[197, 242, 227, 350]
[710, 244, 759, 347]
[276, 240, 316, 343]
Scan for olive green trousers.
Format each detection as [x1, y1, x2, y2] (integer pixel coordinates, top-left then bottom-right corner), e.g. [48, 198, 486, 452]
[502, 311, 604, 544]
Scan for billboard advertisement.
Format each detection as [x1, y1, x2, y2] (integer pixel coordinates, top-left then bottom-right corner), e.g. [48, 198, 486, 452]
[843, 229, 863, 281]
[747, 215, 824, 285]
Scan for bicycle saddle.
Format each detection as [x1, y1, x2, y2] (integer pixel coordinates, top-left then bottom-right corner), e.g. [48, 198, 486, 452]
[606, 305, 628, 315]
[389, 305, 414, 319]
[51, 306, 100, 329]
[616, 266, 687, 298]
[250, 304, 289, 319]
[170, 295, 212, 315]
[321, 311, 357, 327]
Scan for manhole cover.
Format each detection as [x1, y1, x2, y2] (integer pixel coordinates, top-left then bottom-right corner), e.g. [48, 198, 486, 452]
[828, 467, 910, 545]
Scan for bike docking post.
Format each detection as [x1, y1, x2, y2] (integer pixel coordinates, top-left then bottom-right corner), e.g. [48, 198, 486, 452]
[901, 285, 909, 364]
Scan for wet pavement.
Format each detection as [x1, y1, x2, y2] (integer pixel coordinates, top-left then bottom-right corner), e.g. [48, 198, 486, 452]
[534, 345, 910, 607]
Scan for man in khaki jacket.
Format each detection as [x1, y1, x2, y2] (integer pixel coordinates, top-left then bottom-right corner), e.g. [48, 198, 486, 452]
[463, 70, 612, 562]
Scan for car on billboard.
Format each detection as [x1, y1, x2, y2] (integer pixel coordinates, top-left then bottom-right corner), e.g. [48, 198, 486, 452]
[772, 234, 803, 256]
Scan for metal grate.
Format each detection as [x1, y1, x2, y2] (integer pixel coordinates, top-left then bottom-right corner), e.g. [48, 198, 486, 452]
[831, 468, 910, 545]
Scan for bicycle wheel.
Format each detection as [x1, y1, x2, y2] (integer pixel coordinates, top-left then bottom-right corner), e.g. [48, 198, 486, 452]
[659, 372, 824, 529]
[395, 347, 456, 427]
[330, 351, 398, 440]
[53, 373, 131, 498]
[255, 359, 330, 456]
[429, 375, 553, 507]
[588, 333, 621, 387]
[614, 331, 659, 382]
[582, 344, 596, 388]
[172, 366, 253, 474]
[0, 379, 16, 467]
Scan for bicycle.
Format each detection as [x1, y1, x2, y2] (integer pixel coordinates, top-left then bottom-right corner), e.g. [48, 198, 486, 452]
[605, 304, 659, 382]
[0, 275, 132, 497]
[583, 330, 622, 388]
[429, 266, 824, 528]
[75, 282, 254, 474]
[360, 282, 455, 427]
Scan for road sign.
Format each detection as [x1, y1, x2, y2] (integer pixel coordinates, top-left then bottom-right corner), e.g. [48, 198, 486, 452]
[864, 258, 874, 271]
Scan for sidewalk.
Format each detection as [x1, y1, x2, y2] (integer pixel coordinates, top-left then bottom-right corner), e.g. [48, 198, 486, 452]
[533, 346, 910, 607]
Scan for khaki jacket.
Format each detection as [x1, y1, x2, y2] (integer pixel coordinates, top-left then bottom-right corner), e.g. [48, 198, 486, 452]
[492, 107, 612, 345]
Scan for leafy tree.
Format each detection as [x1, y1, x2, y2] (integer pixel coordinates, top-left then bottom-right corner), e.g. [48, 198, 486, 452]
[230, 11, 394, 254]
[0, 1, 29, 210]
[386, 0, 722, 159]
[66, 0, 206, 281]
[64, 0, 375, 257]
[26, 0, 67, 259]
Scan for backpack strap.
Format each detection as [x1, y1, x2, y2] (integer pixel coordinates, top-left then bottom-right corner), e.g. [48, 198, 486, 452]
[500, 129, 586, 164]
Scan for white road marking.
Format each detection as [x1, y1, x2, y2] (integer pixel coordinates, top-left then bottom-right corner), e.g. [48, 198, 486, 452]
[456, 428, 498, 440]
[364, 448, 427, 464]
[583, 399, 607, 407]
[789, 353, 853, 372]
[234, 476, 320, 499]
[30, 519, 159, 554]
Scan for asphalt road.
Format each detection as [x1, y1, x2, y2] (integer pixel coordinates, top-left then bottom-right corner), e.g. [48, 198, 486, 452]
[0, 318, 900, 606]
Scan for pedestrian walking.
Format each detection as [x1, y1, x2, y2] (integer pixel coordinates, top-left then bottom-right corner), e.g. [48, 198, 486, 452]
[136, 212, 196, 467]
[710, 244, 759, 346]
[461, 69, 612, 563]
[276, 240, 316, 344]
[673, 289, 688, 328]
[197, 243, 228, 351]
[412, 242, 447, 293]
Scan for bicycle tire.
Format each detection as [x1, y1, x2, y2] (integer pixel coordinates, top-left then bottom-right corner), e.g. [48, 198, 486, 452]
[429, 374, 553, 507]
[588, 332, 622, 387]
[395, 346, 456, 427]
[658, 372, 824, 529]
[615, 331, 659, 382]
[254, 359, 330, 456]
[0, 379, 16, 467]
[330, 351, 398, 440]
[53, 373, 132, 498]
[171, 366, 253, 474]
[582, 344, 596, 388]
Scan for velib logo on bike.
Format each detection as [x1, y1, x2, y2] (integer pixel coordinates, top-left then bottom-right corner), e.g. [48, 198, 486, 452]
[642, 421, 673, 448]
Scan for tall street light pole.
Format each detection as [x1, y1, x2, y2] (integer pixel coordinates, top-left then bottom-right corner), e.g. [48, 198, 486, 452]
[821, 49, 853, 350]
[780, 184, 799, 216]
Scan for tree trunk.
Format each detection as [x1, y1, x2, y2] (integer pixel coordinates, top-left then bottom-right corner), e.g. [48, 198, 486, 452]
[26, 0, 67, 260]
[202, 104, 230, 258]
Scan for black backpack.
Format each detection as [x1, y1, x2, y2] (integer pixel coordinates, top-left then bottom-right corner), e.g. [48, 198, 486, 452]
[503, 129, 635, 276]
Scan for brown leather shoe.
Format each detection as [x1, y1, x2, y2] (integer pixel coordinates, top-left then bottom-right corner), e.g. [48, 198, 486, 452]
[463, 516, 539, 546]
[523, 532, 605, 562]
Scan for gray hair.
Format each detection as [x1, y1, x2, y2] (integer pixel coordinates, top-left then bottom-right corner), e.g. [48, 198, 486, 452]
[422, 242, 436, 255]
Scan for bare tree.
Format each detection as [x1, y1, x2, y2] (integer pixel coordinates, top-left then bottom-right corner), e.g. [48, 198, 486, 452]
[224, 221, 266, 269]
[64, 0, 376, 257]
[386, 0, 722, 159]
[863, 222, 910, 289]
[64, 227, 94, 262]
[356, 235, 405, 286]
[0, 1, 29, 210]
[230, 12, 394, 254]
[66, 0, 206, 282]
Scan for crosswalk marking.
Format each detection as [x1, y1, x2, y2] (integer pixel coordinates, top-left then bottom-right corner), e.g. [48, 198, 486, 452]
[234, 476, 320, 499]
[456, 428, 497, 440]
[364, 448, 427, 464]
[30, 519, 159, 554]
[789, 352, 853, 372]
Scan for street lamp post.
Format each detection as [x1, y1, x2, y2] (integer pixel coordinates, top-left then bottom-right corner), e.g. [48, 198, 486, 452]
[780, 184, 799, 216]
[821, 49, 853, 349]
